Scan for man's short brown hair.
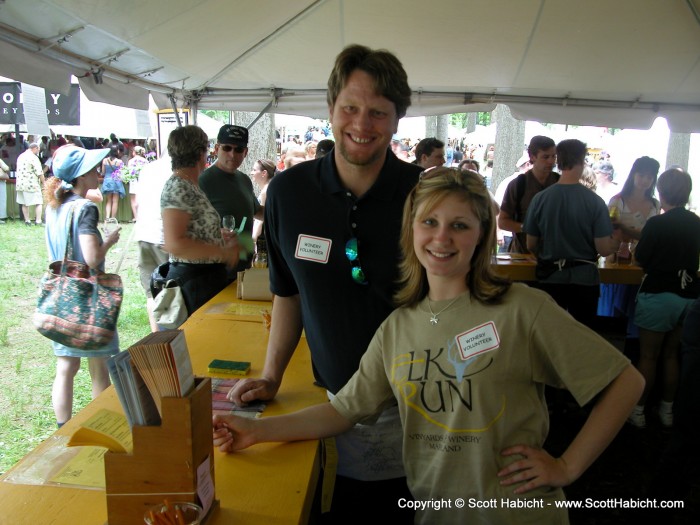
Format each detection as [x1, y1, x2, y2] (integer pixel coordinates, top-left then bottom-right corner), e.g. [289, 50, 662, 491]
[327, 44, 412, 119]
[527, 135, 556, 157]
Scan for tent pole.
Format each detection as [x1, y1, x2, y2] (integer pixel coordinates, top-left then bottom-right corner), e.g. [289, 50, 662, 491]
[169, 96, 182, 127]
[245, 100, 274, 130]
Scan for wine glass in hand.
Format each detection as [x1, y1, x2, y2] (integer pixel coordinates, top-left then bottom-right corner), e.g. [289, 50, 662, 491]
[222, 215, 236, 233]
[103, 218, 119, 235]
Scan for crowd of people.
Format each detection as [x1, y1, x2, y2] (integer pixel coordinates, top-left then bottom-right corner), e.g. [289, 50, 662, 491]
[209, 44, 694, 524]
[3, 42, 698, 524]
[1, 132, 153, 224]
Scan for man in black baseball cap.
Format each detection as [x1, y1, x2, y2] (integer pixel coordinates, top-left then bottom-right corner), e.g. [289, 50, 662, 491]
[199, 124, 262, 279]
[217, 124, 249, 148]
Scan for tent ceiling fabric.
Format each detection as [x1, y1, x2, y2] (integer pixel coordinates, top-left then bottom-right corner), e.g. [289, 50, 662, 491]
[1, 0, 699, 131]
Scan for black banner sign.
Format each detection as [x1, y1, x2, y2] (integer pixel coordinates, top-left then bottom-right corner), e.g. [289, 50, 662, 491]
[0, 82, 80, 125]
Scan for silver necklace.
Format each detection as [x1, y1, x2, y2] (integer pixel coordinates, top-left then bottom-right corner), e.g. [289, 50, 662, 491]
[427, 296, 461, 325]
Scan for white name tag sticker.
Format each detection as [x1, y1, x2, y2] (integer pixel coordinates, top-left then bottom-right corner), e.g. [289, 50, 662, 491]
[295, 235, 332, 263]
[456, 322, 500, 361]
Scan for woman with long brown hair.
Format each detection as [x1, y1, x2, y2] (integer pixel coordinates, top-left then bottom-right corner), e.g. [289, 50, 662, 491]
[250, 158, 275, 242]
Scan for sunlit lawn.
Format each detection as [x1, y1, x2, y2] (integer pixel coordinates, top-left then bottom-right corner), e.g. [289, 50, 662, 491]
[0, 219, 150, 474]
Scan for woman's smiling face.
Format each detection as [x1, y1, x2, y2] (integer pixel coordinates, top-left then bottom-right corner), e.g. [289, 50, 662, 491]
[413, 193, 482, 293]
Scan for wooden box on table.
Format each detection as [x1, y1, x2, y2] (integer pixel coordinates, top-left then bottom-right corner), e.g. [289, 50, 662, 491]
[104, 377, 216, 524]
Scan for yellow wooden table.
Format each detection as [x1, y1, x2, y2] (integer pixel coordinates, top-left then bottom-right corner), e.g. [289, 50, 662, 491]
[0, 284, 326, 525]
[490, 255, 645, 285]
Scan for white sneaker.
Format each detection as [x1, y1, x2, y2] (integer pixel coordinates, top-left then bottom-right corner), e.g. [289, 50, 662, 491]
[658, 407, 673, 428]
[627, 406, 646, 428]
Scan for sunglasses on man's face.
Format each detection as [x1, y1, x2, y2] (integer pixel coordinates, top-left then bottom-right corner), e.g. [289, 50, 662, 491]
[220, 144, 246, 154]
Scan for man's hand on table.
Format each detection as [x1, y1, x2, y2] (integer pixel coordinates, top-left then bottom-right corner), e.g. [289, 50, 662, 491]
[226, 377, 280, 405]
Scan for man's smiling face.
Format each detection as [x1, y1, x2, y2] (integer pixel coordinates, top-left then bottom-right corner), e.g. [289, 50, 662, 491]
[329, 69, 398, 169]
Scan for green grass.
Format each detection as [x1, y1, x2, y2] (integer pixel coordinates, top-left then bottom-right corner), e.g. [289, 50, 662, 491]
[0, 219, 150, 474]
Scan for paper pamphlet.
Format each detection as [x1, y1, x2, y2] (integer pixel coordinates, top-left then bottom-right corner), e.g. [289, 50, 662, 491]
[128, 329, 195, 414]
[108, 351, 161, 428]
[108, 352, 135, 427]
[49, 446, 108, 488]
[206, 301, 270, 319]
[66, 408, 133, 453]
[196, 455, 215, 516]
[2, 435, 107, 491]
[211, 378, 266, 418]
[168, 330, 195, 395]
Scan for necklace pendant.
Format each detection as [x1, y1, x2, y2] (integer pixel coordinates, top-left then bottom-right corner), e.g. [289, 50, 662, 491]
[430, 315, 439, 325]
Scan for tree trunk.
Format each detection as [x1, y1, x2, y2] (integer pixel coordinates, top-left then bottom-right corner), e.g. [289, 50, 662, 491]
[666, 132, 690, 170]
[437, 115, 449, 145]
[492, 104, 525, 192]
[466, 113, 477, 134]
[233, 111, 277, 194]
[425, 115, 437, 138]
[422, 115, 449, 146]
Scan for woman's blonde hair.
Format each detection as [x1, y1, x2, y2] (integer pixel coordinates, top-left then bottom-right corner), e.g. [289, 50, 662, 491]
[257, 159, 276, 180]
[395, 167, 510, 308]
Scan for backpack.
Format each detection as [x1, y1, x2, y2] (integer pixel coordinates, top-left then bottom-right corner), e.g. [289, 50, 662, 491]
[512, 171, 560, 222]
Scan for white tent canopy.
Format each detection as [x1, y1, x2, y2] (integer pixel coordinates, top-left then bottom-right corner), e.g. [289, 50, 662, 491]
[1, 0, 699, 131]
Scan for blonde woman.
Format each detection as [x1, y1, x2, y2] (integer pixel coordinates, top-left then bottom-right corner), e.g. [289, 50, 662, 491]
[127, 145, 147, 221]
[214, 168, 643, 524]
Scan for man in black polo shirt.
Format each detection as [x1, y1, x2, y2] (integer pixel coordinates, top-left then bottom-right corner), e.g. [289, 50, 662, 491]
[229, 44, 421, 523]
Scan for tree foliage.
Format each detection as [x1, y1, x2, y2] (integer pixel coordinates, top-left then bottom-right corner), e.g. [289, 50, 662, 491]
[450, 112, 492, 128]
[200, 110, 230, 124]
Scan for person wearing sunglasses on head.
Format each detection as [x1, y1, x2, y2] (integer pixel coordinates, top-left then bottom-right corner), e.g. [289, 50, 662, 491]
[199, 124, 263, 281]
[226, 44, 423, 523]
[215, 168, 644, 525]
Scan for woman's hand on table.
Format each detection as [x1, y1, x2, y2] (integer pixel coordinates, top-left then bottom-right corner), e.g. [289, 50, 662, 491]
[213, 414, 257, 452]
[226, 377, 280, 406]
